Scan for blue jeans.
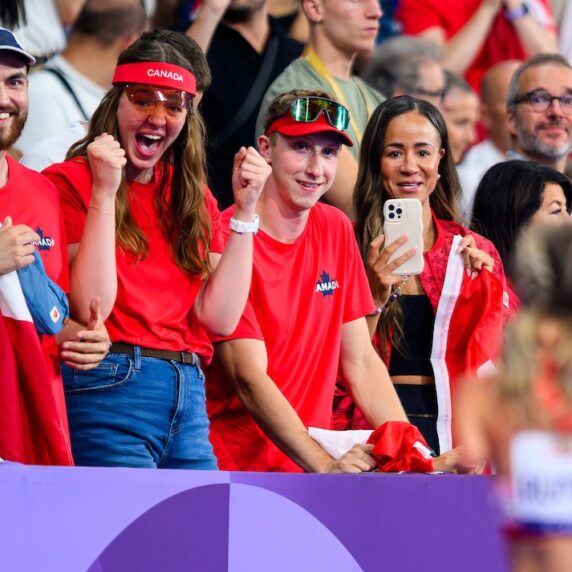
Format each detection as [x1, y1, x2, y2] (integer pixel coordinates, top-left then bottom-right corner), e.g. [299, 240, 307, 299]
[61, 347, 217, 469]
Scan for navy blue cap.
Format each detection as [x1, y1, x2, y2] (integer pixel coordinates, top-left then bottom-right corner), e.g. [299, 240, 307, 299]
[0, 28, 35, 66]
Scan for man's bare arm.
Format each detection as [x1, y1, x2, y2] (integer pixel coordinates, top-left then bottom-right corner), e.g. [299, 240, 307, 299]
[339, 317, 408, 425]
[215, 337, 377, 473]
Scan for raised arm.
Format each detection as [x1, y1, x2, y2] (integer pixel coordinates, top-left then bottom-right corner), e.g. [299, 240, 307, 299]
[504, 0, 558, 57]
[216, 337, 378, 473]
[67, 134, 125, 324]
[339, 316, 408, 425]
[420, 0, 557, 76]
[185, 0, 231, 53]
[419, 0, 501, 76]
[194, 147, 270, 336]
[363, 234, 419, 338]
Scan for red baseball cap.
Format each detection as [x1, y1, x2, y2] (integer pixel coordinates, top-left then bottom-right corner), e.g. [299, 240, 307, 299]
[265, 112, 353, 147]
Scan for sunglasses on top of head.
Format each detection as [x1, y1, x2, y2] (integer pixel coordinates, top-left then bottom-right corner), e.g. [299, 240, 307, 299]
[287, 96, 350, 131]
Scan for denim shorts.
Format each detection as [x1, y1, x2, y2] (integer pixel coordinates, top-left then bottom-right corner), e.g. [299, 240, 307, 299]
[61, 346, 217, 470]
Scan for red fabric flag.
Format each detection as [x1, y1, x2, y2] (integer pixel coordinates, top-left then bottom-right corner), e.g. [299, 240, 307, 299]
[0, 271, 72, 465]
[432, 266, 505, 451]
[367, 421, 434, 473]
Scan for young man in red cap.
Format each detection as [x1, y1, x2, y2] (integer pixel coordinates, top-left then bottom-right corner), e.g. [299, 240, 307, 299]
[206, 89, 411, 473]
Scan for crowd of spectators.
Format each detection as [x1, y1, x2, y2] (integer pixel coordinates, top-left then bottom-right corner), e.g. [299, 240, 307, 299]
[2, 1, 572, 545]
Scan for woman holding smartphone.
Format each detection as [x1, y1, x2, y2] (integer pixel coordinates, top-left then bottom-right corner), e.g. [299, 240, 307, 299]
[334, 96, 507, 456]
[44, 31, 270, 469]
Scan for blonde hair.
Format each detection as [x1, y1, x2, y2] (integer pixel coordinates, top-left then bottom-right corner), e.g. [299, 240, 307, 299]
[497, 225, 572, 425]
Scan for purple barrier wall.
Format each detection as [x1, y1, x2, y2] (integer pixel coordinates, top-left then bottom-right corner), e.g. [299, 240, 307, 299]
[0, 462, 510, 572]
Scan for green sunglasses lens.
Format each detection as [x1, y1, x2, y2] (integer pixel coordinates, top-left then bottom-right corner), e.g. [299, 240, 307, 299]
[327, 105, 349, 130]
[290, 97, 349, 130]
[290, 98, 315, 122]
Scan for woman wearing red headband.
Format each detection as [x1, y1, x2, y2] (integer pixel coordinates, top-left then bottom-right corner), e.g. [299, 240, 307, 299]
[44, 31, 270, 469]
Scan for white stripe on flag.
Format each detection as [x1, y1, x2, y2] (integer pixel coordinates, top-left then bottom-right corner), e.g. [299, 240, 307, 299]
[430, 235, 464, 453]
[0, 271, 33, 323]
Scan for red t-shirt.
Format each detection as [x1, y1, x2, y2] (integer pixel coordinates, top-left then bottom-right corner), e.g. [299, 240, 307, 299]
[0, 156, 68, 288]
[44, 158, 224, 362]
[0, 155, 69, 431]
[206, 202, 375, 472]
[395, 0, 555, 91]
[0, 157, 69, 370]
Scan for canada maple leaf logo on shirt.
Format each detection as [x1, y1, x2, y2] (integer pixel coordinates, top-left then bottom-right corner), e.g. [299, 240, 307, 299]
[315, 270, 340, 297]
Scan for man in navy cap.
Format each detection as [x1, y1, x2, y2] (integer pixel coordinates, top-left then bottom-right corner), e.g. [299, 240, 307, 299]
[0, 28, 109, 465]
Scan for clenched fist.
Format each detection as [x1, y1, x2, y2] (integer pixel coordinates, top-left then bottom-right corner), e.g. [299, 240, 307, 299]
[0, 216, 40, 275]
[87, 133, 127, 201]
[232, 146, 271, 220]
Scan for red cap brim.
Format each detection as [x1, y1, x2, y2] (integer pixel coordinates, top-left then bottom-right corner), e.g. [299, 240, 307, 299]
[266, 113, 353, 146]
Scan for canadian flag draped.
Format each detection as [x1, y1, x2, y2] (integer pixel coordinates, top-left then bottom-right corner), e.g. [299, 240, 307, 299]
[431, 235, 505, 453]
[0, 270, 72, 465]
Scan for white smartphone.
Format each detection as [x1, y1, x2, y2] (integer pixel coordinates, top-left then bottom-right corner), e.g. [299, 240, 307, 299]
[382, 198, 424, 275]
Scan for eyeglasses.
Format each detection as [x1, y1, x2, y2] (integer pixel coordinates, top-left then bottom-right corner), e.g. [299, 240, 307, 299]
[124, 84, 193, 118]
[511, 89, 572, 115]
[288, 96, 350, 130]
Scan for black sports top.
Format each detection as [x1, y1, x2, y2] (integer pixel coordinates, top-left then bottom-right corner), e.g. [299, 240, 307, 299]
[388, 294, 435, 377]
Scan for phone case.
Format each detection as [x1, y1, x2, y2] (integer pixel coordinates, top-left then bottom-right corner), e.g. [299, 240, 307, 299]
[383, 198, 424, 275]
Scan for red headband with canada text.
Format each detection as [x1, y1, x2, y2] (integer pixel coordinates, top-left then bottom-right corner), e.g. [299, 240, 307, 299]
[112, 62, 196, 96]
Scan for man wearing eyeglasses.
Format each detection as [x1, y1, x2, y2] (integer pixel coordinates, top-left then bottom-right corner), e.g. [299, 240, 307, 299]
[506, 53, 572, 173]
[205, 89, 467, 474]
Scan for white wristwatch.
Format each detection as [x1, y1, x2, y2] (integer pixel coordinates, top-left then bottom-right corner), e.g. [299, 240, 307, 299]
[229, 214, 260, 234]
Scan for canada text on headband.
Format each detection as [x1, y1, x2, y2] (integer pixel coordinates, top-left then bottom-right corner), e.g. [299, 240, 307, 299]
[112, 62, 196, 96]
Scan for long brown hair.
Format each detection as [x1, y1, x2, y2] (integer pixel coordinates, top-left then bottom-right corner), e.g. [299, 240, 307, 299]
[354, 96, 461, 357]
[68, 30, 212, 276]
